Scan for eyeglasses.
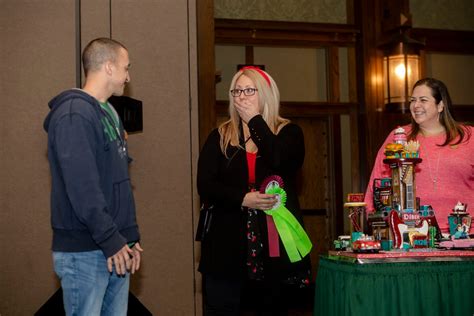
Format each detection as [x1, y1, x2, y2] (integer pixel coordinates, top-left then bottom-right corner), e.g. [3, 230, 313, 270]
[230, 88, 258, 97]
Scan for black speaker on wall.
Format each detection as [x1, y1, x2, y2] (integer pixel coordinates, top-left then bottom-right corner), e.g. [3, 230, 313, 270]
[109, 95, 143, 133]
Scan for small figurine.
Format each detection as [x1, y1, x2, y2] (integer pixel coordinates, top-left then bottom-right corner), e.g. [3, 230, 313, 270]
[389, 210, 429, 249]
[403, 140, 420, 158]
[351, 234, 381, 253]
[453, 201, 468, 214]
[384, 127, 420, 159]
[393, 126, 407, 145]
[344, 193, 366, 234]
[448, 201, 471, 238]
[384, 143, 405, 158]
[439, 235, 474, 249]
[333, 235, 351, 251]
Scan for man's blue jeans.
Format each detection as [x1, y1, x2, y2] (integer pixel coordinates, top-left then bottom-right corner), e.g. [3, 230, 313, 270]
[53, 250, 130, 316]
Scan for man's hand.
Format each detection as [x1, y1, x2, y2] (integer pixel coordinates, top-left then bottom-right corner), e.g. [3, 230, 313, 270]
[130, 242, 144, 274]
[107, 244, 133, 275]
[107, 243, 144, 275]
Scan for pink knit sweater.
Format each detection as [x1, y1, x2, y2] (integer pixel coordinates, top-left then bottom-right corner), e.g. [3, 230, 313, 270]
[364, 125, 474, 233]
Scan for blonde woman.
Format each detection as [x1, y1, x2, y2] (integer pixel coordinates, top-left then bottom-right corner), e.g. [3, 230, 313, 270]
[197, 67, 310, 315]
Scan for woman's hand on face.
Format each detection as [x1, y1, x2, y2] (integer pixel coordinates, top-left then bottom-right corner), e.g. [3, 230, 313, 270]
[234, 99, 259, 123]
[242, 191, 277, 210]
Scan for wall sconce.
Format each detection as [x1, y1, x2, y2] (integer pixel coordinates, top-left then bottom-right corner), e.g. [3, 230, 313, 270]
[379, 29, 424, 112]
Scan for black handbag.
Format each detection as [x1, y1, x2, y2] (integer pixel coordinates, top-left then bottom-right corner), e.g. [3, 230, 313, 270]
[195, 204, 214, 241]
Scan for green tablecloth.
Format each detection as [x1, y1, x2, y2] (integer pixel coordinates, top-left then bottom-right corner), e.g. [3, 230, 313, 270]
[314, 256, 474, 316]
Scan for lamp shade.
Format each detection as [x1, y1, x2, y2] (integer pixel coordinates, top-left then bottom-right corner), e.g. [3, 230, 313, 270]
[379, 30, 424, 112]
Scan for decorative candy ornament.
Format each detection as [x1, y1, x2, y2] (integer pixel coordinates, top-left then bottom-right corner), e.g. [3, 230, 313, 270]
[260, 175, 312, 262]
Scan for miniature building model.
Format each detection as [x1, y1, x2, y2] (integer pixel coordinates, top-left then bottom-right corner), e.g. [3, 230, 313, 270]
[382, 127, 421, 212]
[369, 127, 432, 249]
[385, 158, 419, 211]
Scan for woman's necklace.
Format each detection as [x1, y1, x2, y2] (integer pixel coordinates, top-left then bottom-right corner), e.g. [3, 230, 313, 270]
[425, 149, 441, 192]
[244, 135, 258, 153]
[420, 126, 444, 192]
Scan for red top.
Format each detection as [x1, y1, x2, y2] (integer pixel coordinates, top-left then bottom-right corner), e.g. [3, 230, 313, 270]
[247, 151, 281, 257]
[246, 151, 257, 185]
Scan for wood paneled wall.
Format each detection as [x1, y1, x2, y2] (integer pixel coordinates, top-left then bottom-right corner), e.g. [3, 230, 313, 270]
[292, 117, 332, 276]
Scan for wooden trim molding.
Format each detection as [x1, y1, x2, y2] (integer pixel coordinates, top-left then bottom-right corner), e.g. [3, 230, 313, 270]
[215, 18, 359, 47]
[411, 28, 474, 54]
[327, 47, 340, 103]
[215, 101, 359, 118]
[197, 0, 216, 148]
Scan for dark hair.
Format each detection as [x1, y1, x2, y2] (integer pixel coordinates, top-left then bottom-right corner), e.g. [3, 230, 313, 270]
[82, 38, 127, 76]
[409, 77, 470, 146]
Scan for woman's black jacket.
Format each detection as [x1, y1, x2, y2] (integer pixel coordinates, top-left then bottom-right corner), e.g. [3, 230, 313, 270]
[197, 115, 310, 279]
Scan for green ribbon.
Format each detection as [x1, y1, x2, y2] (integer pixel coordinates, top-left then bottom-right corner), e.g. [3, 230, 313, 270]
[264, 186, 312, 263]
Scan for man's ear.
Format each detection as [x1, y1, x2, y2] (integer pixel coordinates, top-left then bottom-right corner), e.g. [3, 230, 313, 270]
[105, 61, 113, 75]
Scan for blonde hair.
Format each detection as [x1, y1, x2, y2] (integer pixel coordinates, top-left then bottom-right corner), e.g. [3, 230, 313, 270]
[218, 68, 289, 155]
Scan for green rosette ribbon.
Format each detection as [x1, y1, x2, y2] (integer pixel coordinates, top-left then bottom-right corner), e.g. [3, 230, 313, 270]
[264, 186, 312, 263]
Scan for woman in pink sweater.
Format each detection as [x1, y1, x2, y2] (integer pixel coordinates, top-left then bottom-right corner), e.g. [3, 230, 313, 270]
[364, 78, 473, 234]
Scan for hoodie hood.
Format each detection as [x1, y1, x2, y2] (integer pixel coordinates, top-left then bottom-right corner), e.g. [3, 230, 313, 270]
[44, 89, 99, 132]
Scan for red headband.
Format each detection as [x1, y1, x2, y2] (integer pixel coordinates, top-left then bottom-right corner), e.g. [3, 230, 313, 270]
[241, 66, 271, 86]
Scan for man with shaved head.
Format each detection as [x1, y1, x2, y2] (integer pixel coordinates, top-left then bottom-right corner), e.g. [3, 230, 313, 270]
[44, 38, 143, 315]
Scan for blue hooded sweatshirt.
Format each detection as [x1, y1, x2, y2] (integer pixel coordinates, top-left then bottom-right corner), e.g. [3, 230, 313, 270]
[44, 89, 140, 258]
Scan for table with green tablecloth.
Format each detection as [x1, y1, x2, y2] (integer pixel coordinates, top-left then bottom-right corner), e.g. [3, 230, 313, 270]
[314, 255, 474, 316]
